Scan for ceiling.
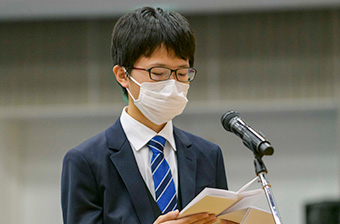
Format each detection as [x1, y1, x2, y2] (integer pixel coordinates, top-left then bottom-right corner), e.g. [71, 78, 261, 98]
[1, 0, 340, 21]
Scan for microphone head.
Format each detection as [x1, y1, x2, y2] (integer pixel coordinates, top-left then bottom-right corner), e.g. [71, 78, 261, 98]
[221, 111, 240, 132]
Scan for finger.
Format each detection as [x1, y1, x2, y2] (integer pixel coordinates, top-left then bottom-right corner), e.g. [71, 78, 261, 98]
[154, 210, 179, 224]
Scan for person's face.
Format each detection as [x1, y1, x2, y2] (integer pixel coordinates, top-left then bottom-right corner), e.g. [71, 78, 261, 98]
[127, 45, 190, 100]
[113, 44, 191, 130]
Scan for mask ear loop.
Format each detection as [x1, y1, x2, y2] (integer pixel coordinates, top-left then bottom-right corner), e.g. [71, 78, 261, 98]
[122, 66, 130, 78]
[122, 67, 140, 101]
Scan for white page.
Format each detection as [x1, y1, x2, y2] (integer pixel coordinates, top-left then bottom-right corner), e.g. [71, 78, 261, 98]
[237, 176, 260, 193]
[218, 189, 264, 215]
[179, 188, 238, 216]
[180, 176, 264, 218]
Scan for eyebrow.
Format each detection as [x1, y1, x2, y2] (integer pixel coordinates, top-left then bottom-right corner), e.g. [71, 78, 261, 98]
[148, 63, 190, 68]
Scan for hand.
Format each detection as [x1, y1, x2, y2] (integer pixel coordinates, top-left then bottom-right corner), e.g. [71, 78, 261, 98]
[153, 210, 217, 224]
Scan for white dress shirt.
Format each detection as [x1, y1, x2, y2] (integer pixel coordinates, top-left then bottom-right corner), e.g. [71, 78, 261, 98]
[120, 106, 178, 200]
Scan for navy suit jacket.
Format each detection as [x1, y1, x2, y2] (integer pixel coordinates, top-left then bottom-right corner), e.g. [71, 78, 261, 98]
[61, 118, 227, 224]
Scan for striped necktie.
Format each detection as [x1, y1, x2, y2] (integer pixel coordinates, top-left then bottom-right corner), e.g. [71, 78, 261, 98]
[148, 135, 177, 214]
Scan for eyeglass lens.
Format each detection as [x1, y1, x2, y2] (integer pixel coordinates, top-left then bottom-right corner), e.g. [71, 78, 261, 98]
[150, 67, 195, 82]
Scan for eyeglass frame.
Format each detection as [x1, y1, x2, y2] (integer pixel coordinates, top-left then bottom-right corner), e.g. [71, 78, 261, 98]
[123, 66, 197, 83]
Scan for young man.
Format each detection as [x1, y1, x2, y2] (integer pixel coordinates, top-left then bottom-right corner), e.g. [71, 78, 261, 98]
[61, 6, 235, 224]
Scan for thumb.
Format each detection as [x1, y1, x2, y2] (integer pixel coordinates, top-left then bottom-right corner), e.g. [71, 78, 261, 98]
[154, 210, 180, 224]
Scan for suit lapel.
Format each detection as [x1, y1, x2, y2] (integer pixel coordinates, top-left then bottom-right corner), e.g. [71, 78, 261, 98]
[106, 119, 155, 224]
[174, 127, 197, 209]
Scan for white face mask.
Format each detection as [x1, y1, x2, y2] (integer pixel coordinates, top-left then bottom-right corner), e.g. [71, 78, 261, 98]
[126, 76, 190, 125]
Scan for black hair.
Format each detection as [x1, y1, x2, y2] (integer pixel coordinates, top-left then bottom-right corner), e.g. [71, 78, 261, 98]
[111, 6, 196, 99]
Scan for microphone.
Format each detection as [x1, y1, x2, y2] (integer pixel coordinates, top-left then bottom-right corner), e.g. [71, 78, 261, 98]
[221, 111, 274, 156]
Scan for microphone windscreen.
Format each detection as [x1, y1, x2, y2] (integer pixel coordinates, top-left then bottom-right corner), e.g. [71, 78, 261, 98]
[221, 111, 240, 132]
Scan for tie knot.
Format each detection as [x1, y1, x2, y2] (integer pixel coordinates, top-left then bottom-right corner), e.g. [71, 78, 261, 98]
[148, 135, 166, 155]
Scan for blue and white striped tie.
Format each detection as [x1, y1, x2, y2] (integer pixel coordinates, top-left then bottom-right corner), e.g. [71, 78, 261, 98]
[148, 136, 177, 214]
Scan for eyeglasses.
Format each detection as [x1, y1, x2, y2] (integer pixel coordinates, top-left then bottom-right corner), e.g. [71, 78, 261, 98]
[130, 66, 197, 82]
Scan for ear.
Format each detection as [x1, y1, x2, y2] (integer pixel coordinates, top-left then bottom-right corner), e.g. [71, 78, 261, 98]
[113, 65, 129, 88]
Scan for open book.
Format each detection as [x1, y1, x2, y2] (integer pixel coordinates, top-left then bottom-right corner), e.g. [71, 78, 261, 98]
[179, 177, 275, 224]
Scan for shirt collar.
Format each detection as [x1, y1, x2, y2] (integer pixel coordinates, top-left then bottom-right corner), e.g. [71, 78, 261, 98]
[120, 106, 177, 152]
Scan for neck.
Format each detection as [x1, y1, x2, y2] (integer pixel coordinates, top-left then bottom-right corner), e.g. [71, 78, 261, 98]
[126, 104, 166, 133]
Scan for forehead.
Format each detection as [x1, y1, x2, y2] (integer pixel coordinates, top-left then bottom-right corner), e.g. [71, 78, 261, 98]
[135, 45, 189, 67]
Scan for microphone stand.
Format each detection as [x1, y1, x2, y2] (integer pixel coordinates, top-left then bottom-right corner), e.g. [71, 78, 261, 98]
[254, 154, 283, 224]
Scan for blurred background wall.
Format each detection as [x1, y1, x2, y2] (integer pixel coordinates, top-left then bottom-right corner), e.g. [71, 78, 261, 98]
[1, 1, 340, 223]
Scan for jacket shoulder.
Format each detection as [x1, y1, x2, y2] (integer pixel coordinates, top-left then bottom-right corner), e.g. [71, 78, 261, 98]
[64, 119, 123, 161]
[173, 126, 221, 153]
